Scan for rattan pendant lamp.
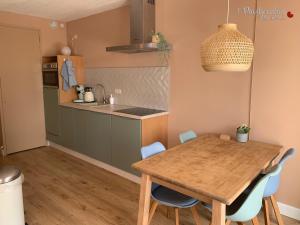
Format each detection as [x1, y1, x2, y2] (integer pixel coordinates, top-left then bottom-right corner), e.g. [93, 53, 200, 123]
[200, 0, 254, 72]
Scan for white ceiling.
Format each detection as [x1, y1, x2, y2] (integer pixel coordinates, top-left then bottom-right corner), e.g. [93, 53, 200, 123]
[0, 0, 129, 22]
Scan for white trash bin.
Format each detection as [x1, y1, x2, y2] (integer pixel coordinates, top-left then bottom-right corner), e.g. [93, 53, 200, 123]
[0, 166, 25, 225]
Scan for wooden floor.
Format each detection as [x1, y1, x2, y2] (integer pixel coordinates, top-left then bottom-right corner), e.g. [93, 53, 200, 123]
[1, 147, 299, 225]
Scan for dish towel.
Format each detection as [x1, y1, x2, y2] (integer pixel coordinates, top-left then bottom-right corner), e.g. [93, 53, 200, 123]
[61, 59, 77, 91]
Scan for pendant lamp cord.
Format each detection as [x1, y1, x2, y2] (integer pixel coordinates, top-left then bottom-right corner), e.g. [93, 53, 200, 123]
[226, 0, 230, 23]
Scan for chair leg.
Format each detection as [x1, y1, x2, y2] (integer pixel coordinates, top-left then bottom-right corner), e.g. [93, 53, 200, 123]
[251, 216, 260, 225]
[148, 201, 159, 225]
[270, 195, 285, 225]
[175, 208, 180, 225]
[191, 206, 201, 225]
[263, 198, 271, 225]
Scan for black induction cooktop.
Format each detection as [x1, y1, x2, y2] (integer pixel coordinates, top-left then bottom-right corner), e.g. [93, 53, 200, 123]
[114, 107, 165, 116]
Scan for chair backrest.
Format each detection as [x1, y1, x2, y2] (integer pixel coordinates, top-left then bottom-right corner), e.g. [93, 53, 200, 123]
[141, 142, 166, 192]
[141, 142, 166, 160]
[179, 130, 197, 144]
[227, 165, 282, 222]
[263, 148, 296, 197]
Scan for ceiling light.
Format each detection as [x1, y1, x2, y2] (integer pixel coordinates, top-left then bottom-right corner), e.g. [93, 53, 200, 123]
[200, 0, 254, 72]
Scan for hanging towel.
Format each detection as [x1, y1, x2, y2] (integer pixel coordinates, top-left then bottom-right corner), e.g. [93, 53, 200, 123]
[61, 59, 77, 91]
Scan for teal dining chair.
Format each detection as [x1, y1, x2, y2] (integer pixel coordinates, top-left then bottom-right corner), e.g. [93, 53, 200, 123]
[225, 165, 282, 225]
[203, 165, 282, 225]
[141, 142, 202, 225]
[260, 148, 296, 225]
[179, 130, 197, 144]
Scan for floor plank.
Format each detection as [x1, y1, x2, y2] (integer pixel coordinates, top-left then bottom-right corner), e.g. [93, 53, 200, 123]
[1, 147, 299, 225]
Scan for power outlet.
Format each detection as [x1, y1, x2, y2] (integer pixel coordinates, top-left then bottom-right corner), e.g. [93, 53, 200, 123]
[115, 89, 122, 95]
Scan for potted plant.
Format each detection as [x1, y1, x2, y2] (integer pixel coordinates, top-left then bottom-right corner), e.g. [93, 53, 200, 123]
[151, 31, 171, 65]
[236, 124, 250, 143]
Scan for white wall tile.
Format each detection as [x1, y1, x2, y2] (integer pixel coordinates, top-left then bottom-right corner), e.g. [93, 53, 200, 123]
[85, 67, 170, 110]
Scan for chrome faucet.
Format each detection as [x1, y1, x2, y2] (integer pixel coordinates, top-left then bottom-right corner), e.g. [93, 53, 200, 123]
[96, 83, 109, 104]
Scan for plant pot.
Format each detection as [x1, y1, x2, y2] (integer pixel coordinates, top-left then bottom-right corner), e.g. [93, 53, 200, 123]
[236, 133, 249, 143]
[152, 35, 160, 44]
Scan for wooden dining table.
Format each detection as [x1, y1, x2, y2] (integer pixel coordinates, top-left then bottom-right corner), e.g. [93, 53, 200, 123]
[132, 134, 282, 225]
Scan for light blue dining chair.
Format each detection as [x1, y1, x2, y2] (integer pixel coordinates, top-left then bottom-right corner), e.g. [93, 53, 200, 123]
[141, 142, 202, 225]
[179, 130, 197, 144]
[225, 165, 282, 225]
[261, 148, 296, 225]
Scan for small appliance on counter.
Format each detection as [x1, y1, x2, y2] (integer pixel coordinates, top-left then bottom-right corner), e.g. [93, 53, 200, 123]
[73, 85, 85, 103]
[73, 85, 96, 104]
[84, 87, 95, 103]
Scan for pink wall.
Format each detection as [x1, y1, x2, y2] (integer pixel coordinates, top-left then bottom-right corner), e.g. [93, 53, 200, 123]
[250, 0, 300, 208]
[67, 0, 256, 146]
[67, 0, 299, 208]
[0, 11, 67, 56]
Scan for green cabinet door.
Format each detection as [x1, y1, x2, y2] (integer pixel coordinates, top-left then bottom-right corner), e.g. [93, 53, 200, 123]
[85, 111, 111, 164]
[73, 109, 87, 154]
[43, 87, 60, 142]
[60, 106, 74, 149]
[111, 116, 141, 175]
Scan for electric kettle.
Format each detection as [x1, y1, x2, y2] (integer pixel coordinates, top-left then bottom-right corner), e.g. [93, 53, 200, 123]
[84, 87, 95, 102]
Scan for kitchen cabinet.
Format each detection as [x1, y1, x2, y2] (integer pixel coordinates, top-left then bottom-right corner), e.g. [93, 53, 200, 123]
[60, 107, 74, 149]
[72, 109, 86, 154]
[43, 87, 60, 143]
[111, 116, 141, 175]
[85, 111, 111, 164]
[61, 107, 111, 164]
[42, 55, 85, 104]
[56, 106, 168, 176]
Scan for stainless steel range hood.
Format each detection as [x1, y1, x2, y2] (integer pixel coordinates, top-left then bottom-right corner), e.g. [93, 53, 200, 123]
[106, 0, 159, 53]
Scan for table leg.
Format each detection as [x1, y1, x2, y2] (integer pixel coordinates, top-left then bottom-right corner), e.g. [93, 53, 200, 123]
[211, 200, 226, 225]
[137, 174, 152, 225]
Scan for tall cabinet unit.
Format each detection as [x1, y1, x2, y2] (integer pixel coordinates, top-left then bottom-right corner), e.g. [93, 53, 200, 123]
[43, 55, 85, 143]
[0, 25, 46, 154]
[43, 87, 60, 143]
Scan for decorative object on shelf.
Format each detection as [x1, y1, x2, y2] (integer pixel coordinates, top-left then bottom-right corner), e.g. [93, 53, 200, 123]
[236, 124, 250, 143]
[61, 46, 71, 56]
[200, 0, 254, 72]
[152, 33, 160, 44]
[151, 31, 171, 65]
[151, 31, 170, 52]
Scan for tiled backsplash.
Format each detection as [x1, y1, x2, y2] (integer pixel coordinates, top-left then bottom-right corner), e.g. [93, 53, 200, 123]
[85, 67, 170, 110]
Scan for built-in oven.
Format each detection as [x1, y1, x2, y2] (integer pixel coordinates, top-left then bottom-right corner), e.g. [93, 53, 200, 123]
[42, 62, 59, 87]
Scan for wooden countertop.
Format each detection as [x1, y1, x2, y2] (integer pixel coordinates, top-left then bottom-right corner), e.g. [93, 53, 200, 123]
[60, 102, 169, 120]
[132, 134, 282, 204]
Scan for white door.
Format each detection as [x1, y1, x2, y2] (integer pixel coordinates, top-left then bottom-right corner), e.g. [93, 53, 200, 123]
[0, 25, 46, 154]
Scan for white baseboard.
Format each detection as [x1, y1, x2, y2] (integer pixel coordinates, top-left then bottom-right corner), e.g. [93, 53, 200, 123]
[49, 141, 141, 184]
[278, 202, 300, 221]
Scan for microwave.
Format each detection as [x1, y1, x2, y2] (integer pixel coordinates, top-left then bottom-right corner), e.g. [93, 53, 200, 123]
[42, 63, 59, 87]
